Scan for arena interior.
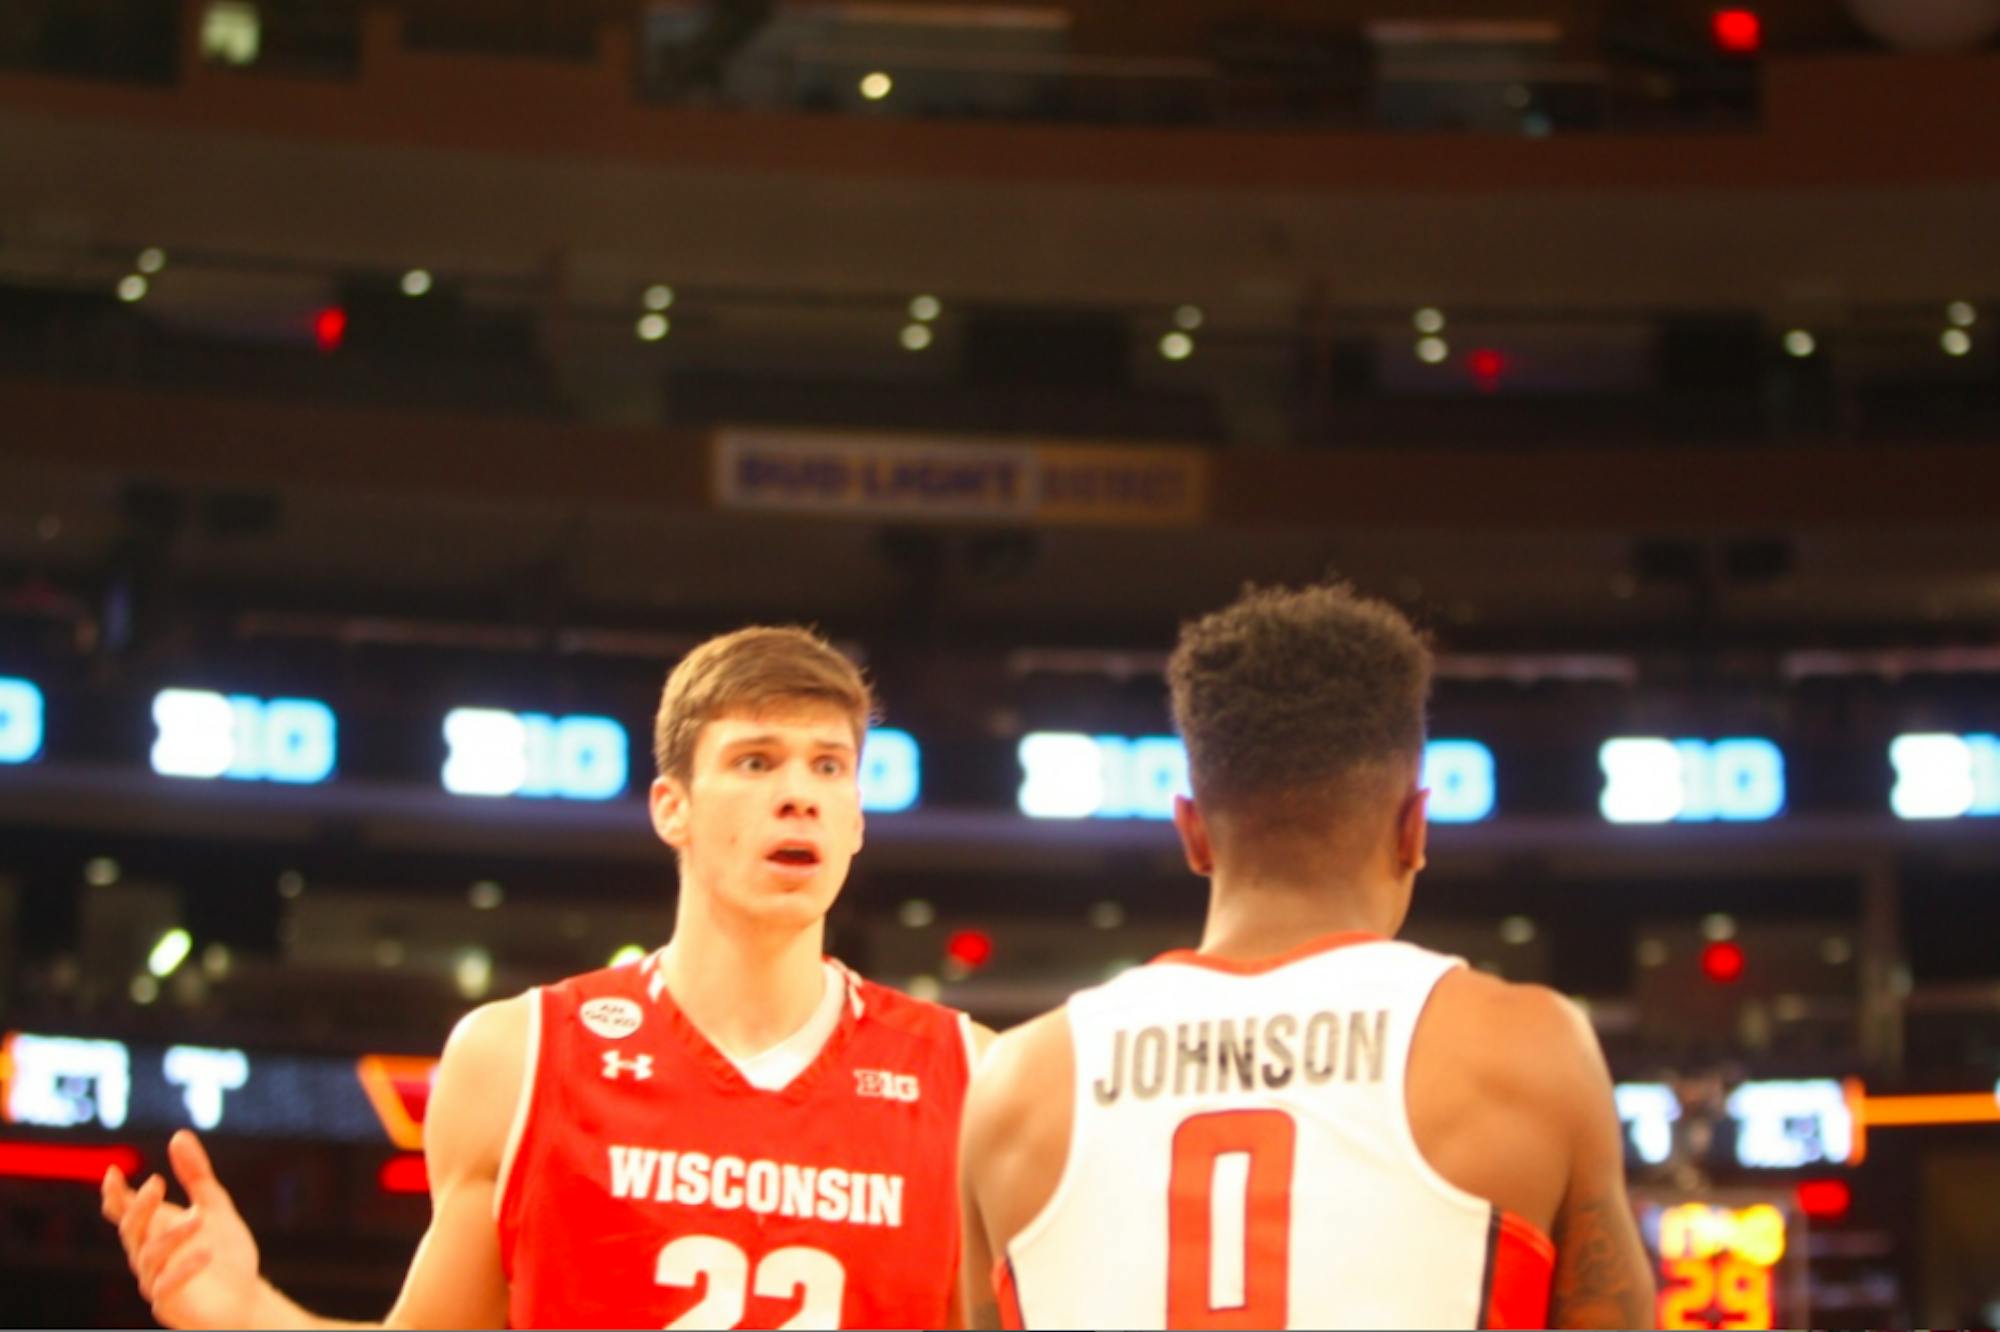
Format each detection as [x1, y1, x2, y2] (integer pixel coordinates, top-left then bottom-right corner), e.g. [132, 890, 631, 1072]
[4, 0, 2000, 1325]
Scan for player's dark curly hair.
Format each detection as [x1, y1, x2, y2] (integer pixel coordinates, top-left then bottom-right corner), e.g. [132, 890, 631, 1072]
[1166, 582, 1432, 814]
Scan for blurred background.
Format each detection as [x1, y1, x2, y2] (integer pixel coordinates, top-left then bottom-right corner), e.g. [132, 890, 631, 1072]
[3, 0, 2000, 1325]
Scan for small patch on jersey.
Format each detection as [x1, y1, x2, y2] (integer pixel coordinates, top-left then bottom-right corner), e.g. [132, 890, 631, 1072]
[581, 997, 644, 1040]
[602, 1051, 654, 1081]
[855, 1069, 920, 1102]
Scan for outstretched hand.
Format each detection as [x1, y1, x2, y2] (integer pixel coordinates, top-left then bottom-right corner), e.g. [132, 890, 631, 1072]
[101, 1130, 266, 1329]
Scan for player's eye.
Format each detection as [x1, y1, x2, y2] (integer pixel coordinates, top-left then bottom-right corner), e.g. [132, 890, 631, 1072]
[814, 757, 847, 777]
[735, 753, 771, 772]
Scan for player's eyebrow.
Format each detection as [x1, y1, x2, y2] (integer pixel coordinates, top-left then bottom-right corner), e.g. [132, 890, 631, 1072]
[721, 733, 855, 755]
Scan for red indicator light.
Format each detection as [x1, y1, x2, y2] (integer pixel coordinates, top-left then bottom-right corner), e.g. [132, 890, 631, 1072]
[1795, 1178, 1850, 1220]
[0, 1141, 142, 1183]
[1712, 9, 1762, 55]
[1701, 941, 1746, 983]
[945, 929, 994, 969]
[314, 306, 348, 353]
[1468, 348, 1507, 393]
[378, 1153, 428, 1195]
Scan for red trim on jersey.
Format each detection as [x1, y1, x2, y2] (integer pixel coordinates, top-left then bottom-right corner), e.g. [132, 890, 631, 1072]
[1482, 1210, 1556, 1330]
[993, 1257, 1026, 1331]
[1150, 930, 1385, 975]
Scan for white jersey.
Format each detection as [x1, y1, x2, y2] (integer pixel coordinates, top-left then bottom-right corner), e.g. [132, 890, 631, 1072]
[1000, 932, 1554, 1330]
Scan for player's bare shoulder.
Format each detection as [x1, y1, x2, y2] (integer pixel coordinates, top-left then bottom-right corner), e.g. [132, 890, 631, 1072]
[1425, 967, 1604, 1089]
[430, 991, 537, 1179]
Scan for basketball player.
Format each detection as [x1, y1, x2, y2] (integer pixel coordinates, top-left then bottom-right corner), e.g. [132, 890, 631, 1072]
[103, 626, 991, 1329]
[959, 584, 1654, 1329]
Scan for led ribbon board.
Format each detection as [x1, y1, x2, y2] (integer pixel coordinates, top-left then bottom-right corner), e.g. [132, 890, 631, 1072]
[150, 690, 336, 784]
[1889, 733, 2000, 819]
[1599, 737, 1785, 823]
[0, 1030, 421, 1145]
[859, 728, 920, 813]
[0, 677, 43, 764]
[1615, 1078, 1854, 1169]
[1017, 735, 1495, 822]
[442, 710, 628, 800]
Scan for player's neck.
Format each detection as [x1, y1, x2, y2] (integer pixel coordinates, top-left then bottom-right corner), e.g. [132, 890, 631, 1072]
[655, 898, 830, 1060]
[1196, 869, 1398, 962]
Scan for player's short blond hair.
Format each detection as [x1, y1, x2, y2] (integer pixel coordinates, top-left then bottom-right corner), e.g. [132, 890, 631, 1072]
[653, 626, 876, 783]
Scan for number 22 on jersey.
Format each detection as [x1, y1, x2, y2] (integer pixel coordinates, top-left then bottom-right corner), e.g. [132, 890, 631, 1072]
[656, 1236, 845, 1330]
[1167, 1110, 1297, 1330]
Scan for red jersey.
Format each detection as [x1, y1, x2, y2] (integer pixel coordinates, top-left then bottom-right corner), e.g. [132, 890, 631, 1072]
[497, 955, 974, 1329]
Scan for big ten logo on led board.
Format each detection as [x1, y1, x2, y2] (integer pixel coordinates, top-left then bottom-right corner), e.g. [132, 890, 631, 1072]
[858, 728, 920, 813]
[1890, 733, 2000, 819]
[1017, 735, 1495, 823]
[151, 690, 337, 784]
[1599, 737, 1785, 824]
[442, 710, 629, 800]
[0, 676, 44, 764]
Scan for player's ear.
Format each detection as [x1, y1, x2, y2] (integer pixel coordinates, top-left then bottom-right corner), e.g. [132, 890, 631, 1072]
[651, 775, 692, 850]
[1396, 786, 1429, 876]
[1172, 795, 1214, 876]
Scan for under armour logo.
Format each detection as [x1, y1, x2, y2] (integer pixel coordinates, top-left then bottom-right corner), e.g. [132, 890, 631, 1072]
[602, 1052, 654, 1081]
[854, 1069, 919, 1102]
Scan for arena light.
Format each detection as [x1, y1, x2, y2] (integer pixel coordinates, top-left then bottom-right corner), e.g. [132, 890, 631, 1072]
[1942, 328, 1973, 357]
[441, 710, 628, 800]
[1173, 304, 1204, 331]
[1599, 737, 1785, 823]
[314, 306, 347, 353]
[1782, 329, 1816, 358]
[607, 944, 647, 967]
[1159, 332, 1194, 361]
[1413, 307, 1446, 334]
[644, 284, 675, 312]
[147, 929, 193, 979]
[0, 1141, 142, 1184]
[117, 275, 148, 303]
[899, 324, 932, 352]
[1712, 8, 1763, 55]
[636, 313, 670, 342]
[1947, 301, 1977, 328]
[0, 677, 45, 763]
[150, 690, 336, 784]
[945, 929, 994, 970]
[859, 71, 893, 101]
[1701, 940, 1745, 984]
[1890, 733, 2000, 819]
[860, 727, 921, 813]
[136, 247, 167, 275]
[1795, 1178, 1850, 1221]
[400, 268, 432, 298]
[909, 295, 941, 323]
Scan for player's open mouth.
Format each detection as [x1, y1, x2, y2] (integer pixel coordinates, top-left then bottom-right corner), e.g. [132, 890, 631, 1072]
[766, 843, 821, 868]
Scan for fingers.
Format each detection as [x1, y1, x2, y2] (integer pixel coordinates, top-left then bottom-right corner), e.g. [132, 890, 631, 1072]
[136, 1205, 203, 1299]
[169, 1130, 230, 1213]
[117, 1174, 167, 1265]
[101, 1165, 132, 1224]
[150, 1245, 215, 1319]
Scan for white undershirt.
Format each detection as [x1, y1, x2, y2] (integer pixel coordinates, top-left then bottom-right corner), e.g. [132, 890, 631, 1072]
[725, 960, 846, 1091]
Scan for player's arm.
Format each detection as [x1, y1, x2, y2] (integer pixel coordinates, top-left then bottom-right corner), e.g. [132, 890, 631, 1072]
[1537, 992, 1656, 1330]
[103, 994, 529, 1329]
[947, 1022, 1002, 1331]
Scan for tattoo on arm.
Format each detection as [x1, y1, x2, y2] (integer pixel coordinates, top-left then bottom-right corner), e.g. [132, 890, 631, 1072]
[1550, 1191, 1656, 1330]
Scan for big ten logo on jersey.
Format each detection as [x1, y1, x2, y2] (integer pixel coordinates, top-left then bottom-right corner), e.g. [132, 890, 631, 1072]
[580, 997, 644, 1040]
[853, 1069, 920, 1103]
